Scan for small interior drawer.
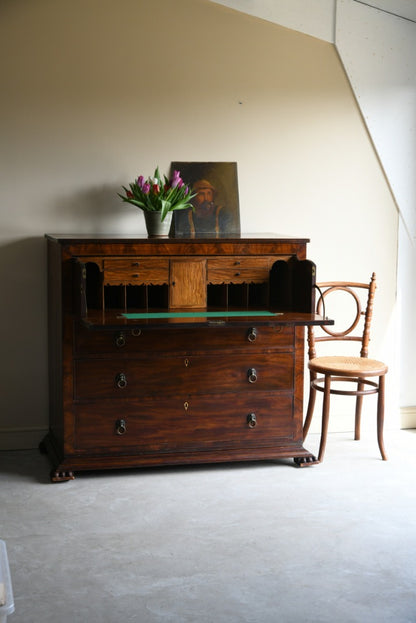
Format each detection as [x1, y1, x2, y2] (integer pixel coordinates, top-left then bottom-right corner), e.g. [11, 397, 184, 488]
[103, 258, 169, 285]
[207, 256, 272, 284]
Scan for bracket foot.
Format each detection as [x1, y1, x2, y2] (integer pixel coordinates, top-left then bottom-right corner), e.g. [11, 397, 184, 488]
[294, 455, 319, 467]
[51, 470, 75, 482]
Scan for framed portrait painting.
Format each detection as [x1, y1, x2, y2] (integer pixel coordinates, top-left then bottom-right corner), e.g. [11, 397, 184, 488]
[171, 162, 240, 236]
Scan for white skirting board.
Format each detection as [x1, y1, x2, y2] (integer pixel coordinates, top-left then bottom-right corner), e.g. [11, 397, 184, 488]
[401, 406, 416, 430]
[0, 427, 47, 451]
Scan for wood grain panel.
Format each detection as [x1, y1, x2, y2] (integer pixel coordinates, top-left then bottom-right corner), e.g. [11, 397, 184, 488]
[74, 323, 295, 355]
[74, 392, 294, 452]
[104, 258, 169, 285]
[208, 256, 272, 284]
[74, 352, 294, 400]
[169, 259, 207, 308]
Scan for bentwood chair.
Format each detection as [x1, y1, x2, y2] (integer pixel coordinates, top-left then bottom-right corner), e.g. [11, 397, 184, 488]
[303, 273, 388, 463]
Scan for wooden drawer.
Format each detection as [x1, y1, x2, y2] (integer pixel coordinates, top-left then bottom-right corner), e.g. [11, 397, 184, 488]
[208, 256, 272, 284]
[74, 324, 295, 355]
[73, 392, 294, 452]
[103, 258, 169, 285]
[74, 352, 294, 400]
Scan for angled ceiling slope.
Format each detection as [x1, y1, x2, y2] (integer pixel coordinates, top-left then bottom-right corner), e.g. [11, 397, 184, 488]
[209, 0, 416, 43]
[209, 0, 336, 42]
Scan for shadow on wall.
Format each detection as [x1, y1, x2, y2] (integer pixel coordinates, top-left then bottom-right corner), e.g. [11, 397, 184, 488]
[0, 182, 142, 443]
[0, 237, 49, 431]
[54, 183, 143, 233]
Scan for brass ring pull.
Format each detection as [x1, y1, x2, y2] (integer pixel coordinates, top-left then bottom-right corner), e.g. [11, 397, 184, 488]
[131, 328, 142, 337]
[115, 419, 127, 435]
[115, 372, 127, 389]
[247, 327, 257, 343]
[247, 413, 257, 428]
[115, 332, 126, 348]
[247, 368, 257, 383]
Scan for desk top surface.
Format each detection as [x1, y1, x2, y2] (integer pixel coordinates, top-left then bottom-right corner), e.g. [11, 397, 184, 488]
[45, 233, 310, 244]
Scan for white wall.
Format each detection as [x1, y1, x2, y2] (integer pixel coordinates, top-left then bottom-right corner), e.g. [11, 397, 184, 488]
[211, 0, 416, 427]
[335, 0, 416, 426]
[0, 0, 398, 448]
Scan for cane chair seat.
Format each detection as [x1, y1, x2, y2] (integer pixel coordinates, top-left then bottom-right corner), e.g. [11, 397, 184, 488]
[309, 356, 388, 377]
[303, 273, 388, 463]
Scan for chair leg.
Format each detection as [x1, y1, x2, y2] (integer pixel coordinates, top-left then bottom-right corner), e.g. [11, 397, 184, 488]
[377, 374, 388, 460]
[317, 374, 331, 463]
[303, 372, 317, 441]
[354, 379, 364, 440]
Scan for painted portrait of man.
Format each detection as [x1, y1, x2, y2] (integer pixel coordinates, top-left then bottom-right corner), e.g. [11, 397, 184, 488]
[171, 162, 240, 237]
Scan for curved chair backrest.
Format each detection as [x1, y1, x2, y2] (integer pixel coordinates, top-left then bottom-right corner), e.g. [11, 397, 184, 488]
[308, 273, 376, 360]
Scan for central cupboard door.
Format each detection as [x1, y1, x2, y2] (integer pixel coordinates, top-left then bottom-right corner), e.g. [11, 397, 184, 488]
[169, 259, 207, 309]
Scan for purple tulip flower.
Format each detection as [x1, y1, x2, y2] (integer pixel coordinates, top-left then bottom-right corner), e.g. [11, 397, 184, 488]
[136, 175, 145, 189]
[142, 183, 151, 194]
[171, 170, 182, 188]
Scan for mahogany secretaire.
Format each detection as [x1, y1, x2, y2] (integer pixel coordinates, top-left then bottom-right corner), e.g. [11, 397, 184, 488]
[41, 234, 330, 481]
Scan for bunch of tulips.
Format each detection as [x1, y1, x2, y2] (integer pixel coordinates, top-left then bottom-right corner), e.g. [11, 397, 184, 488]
[119, 167, 195, 221]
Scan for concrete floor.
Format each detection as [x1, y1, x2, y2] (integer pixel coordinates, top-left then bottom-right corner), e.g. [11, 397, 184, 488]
[1, 430, 416, 623]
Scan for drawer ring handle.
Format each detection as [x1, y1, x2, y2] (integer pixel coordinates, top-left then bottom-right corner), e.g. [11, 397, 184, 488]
[115, 332, 126, 348]
[247, 368, 257, 383]
[115, 372, 127, 389]
[247, 413, 257, 428]
[115, 419, 127, 435]
[247, 328, 257, 343]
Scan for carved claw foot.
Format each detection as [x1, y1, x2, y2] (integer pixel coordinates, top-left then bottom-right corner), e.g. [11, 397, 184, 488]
[51, 470, 75, 482]
[294, 455, 319, 467]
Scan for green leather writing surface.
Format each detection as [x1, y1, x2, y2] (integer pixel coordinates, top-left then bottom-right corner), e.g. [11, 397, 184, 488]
[121, 310, 281, 319]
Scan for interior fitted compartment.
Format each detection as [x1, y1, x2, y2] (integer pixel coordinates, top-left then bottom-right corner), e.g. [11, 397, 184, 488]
[75, 255, 314, 314]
